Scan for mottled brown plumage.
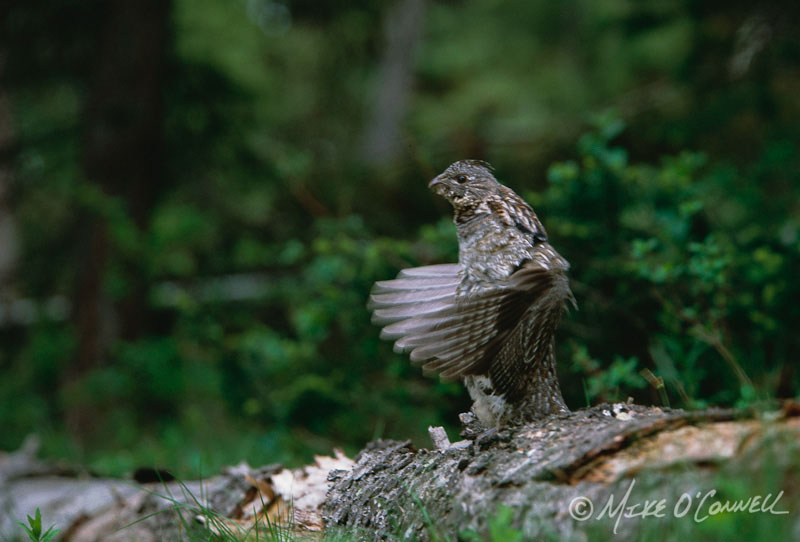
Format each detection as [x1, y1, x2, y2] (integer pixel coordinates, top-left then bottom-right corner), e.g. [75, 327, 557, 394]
[370, 160, 574, 426]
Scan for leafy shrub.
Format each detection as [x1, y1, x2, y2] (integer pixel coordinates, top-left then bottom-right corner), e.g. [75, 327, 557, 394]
[541, 114, 799, 409]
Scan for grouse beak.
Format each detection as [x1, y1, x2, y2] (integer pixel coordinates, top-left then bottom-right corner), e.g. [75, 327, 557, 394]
[428, 175, 444, 189]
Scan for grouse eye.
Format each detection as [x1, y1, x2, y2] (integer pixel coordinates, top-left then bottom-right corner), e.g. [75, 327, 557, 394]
[456, 175, 468, 184]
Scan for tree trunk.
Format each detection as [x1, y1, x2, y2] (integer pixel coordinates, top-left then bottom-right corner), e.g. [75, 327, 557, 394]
[0, 51, 19, 300]
[67, 0, 169, 438]
[359, 0, 427, 165]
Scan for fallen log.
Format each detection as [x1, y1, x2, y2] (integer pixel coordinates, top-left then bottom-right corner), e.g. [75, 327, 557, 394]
[324, 403, 800, 541]
[2, 403, 798, 541]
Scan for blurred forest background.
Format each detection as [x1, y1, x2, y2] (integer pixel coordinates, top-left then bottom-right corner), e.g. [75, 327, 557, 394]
[0, 0, 798, 478]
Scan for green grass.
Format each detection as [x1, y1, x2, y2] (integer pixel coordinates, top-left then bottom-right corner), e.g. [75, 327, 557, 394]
[125, 478, 297, 542]
[10, 462, 795, 542]
[16, 508, 59, 542]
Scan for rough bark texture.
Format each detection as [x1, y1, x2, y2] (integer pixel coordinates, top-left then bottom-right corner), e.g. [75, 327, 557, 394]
[2, 404, 799, 541]
[324, 403, 800, 541]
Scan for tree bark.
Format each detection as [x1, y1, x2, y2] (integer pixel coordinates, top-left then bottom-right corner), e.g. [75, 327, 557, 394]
[323, 403, 800, 541]
[3, 404, 799, 541]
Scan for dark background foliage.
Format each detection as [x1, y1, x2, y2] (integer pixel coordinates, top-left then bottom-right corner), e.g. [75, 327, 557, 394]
[0, 0, 798, 476]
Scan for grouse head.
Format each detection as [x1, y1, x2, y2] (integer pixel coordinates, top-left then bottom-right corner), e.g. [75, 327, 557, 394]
[428, 160, 498, 210]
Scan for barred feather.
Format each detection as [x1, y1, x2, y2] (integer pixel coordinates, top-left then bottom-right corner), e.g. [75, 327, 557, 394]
[369, 160, 575, 426]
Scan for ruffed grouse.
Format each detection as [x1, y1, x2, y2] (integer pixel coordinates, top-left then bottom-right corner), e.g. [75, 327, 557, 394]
[370, 160, 574, 427]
